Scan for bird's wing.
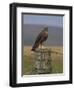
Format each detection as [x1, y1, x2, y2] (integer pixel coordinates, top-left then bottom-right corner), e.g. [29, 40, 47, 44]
[34, 31, 44, 44]
[32, 31, 44, 50]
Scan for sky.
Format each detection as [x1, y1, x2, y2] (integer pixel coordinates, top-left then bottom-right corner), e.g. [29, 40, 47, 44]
[22, 14, 63, 46]
[23, 14, 63, 27]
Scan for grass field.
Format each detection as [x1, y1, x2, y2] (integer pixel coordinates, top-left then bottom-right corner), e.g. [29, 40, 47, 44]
[22, 46, 63, 75]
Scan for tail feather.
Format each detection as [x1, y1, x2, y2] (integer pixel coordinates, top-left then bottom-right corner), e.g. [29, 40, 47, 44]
[31, 48, 35, 51]
[31, 43, 39, 51]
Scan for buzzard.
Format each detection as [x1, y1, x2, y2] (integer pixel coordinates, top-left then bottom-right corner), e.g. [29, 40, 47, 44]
[31, 27, 48, 51]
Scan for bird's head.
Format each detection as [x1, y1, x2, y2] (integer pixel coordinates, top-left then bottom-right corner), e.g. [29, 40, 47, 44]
[43, 27, 48, 32]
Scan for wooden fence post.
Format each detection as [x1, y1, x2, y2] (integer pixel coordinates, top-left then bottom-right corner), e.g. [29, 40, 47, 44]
[34, 48, 52, 74]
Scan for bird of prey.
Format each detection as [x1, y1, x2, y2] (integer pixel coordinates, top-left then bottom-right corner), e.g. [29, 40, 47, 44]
[31, 27, 48, 51]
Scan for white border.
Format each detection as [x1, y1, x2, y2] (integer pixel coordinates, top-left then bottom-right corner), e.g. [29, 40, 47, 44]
[16, 7, 70, 83]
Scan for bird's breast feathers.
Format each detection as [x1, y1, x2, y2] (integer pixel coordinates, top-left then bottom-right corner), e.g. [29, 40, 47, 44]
[44, 31, 48, 37]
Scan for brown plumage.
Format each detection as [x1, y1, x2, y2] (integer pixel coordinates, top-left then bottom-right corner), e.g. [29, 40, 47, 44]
[31, 27, 48, 51]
